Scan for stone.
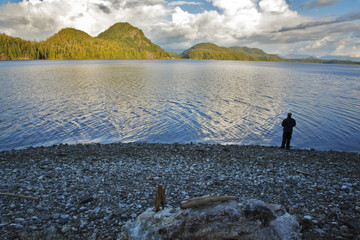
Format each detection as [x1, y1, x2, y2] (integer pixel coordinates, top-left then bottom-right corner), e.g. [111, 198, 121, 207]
[14, 218, 25, 223]
[29, 225, 38, 230]
[121, 199, 300, 240]
[346, 220, 359, 230]
[9, 223, 24, 229]
[61, 225, 71, 233]
[46, 225, 57, 238]
[27, 208, 35, 214]
[60, 214, 70, 219]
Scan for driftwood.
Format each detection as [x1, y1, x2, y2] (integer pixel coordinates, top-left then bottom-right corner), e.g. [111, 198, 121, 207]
[180, 195, 238, 209]
[291, 169, 316, 177]
[0, 192, 39, 201]
[155, 184, 165, 212]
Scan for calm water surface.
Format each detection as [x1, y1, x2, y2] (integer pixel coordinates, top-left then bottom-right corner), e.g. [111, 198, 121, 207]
[0, 60, 359, 152]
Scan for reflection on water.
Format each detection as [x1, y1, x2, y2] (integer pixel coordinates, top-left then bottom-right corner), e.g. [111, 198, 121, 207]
[0, 60, 359, 152]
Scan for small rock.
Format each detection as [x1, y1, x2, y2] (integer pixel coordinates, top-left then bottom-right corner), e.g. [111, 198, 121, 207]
[27, 209, 35, 214]
[345, 220, 358, 230]
[14, 218, 25, 223]
[61, 225, 71, 233]
[340, 225, 349, 231]
[10, 223, 23, 229]
[29, 225, 38, 230]
[52, 213, 60, 219]
[80, 219, 88, 228]
[60, 214, 70, 219]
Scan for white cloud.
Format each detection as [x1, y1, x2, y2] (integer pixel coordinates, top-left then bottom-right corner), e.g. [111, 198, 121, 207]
[0, 0, 359, 57]
[168, 1, 202, 6]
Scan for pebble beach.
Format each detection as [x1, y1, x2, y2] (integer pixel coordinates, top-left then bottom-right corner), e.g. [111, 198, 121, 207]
[0, 143, 359, 239]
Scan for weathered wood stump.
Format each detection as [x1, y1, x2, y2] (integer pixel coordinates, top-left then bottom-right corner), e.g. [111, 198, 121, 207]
[155, 184, 165, 212]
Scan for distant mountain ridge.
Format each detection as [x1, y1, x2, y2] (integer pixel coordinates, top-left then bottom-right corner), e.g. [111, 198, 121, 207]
[180, 43, 283, 61]
[179, 42, 359, 64]
[1, 22, 359, 64]
[0, 22, 170, 60]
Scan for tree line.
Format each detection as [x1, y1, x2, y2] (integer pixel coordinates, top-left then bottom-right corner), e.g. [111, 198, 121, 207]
[0, 25, 170, 60]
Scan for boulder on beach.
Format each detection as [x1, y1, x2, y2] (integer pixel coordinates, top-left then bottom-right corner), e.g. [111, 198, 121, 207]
[120, 198, 301, 240]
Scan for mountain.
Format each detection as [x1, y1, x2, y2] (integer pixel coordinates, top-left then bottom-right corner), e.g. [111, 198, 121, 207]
[0, 22, 170, 60]
[180, 43, 284, 61]
[97, 22, 169, 59]
[179, 43, 360, 64]
[320, 55, 360, 62]
[1, 24, 359, 64]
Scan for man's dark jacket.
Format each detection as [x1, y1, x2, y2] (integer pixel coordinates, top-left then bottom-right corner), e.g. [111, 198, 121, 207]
[282, 117, 296, 133]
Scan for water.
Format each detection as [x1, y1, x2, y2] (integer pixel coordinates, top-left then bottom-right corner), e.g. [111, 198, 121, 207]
[0, 59, 359, 152]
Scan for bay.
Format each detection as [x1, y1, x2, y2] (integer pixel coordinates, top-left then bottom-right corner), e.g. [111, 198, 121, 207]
[0, 59, 359, 152]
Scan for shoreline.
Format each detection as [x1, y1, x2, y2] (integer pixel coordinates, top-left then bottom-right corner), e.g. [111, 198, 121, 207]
[1, 141, 359, 155]
[1, 142, 359, 239]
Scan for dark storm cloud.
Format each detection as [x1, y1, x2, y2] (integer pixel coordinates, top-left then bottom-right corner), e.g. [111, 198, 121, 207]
[69, 13, 84, 22]
[96, 3, 111, 14]
[278, 11, 360, 32]
[300, 0, 343, 9]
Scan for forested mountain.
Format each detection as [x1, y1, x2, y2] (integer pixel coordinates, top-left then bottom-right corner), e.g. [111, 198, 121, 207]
[180, 43, 284, 61]
[0, 22, 170, 60]
[179, 42, 360, 64]
[1, 24, 359, 64]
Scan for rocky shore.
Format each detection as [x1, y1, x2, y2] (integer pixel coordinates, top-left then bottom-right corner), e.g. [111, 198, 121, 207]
[0, 143, 359, 239]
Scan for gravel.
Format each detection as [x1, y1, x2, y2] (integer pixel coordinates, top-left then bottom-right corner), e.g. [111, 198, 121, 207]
[0, 142, 359, 239]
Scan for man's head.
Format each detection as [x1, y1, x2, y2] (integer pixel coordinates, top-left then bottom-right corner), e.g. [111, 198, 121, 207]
[288, 113, 292, 118]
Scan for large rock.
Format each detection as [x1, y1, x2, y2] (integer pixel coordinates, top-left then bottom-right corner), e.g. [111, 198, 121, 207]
[120, 199, 300, 240]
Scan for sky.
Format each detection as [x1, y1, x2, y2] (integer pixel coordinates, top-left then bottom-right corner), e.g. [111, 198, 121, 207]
[0, 0, 359, 58]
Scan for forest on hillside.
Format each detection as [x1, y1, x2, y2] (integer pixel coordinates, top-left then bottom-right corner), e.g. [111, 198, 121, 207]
[0, 23, 170, 60]
[1, 23, 359, 64]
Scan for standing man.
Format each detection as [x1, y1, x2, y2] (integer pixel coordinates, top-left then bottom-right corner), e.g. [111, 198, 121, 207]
[281, 113, 296, 149]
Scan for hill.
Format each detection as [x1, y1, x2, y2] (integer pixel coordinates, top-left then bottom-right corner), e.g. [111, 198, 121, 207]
[179, 43, 284, 61]
[97, 23, 169, 59]
[0, 23, 170, 60]
[179, 43, 360, 64]
[1, 25, 359, 64]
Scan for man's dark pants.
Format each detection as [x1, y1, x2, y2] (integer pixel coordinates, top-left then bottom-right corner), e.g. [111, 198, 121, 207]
[281, 132, 292, 149]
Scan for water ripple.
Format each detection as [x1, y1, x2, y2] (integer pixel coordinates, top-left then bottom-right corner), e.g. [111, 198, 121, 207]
[0, 60, 359, 152]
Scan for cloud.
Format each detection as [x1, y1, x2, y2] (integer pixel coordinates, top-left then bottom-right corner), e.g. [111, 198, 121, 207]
[0, 0, 170, 41]
[96, 3, 112, 14]
[301, 0, 342, 9]
[278, 11, 360, 32]
[168, 1, 202, 6]
[0, 0, 359, 57]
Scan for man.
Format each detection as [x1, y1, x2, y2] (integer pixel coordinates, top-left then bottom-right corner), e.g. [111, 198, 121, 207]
[281, 113, 296, 149]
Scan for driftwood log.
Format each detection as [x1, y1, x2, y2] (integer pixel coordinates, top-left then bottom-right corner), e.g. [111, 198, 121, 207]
[0, 193, 39, 201]
[155, 184, 165, 212]
[180, 195, 238, 209]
